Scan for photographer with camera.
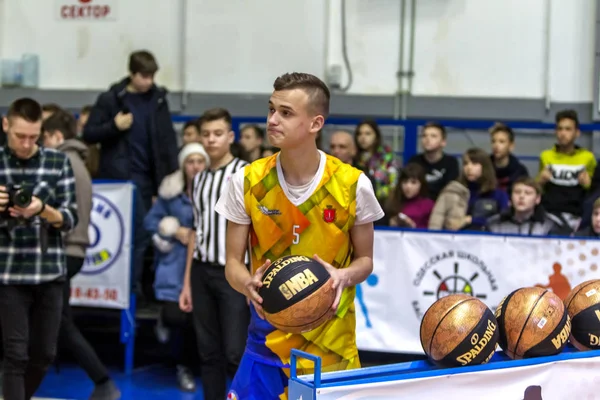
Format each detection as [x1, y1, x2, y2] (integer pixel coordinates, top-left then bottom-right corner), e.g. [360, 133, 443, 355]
[0, 98, 78, 400]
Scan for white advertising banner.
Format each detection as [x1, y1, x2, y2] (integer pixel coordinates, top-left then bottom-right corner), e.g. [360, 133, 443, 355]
[355, 230, 600, 354]
[70, 182, 133, 309]
[312, 356, 600, 399]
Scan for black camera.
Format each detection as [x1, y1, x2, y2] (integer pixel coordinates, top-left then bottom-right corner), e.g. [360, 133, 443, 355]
[5, 184, 32, 209]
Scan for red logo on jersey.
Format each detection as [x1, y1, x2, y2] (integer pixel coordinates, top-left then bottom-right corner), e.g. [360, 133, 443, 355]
[323, 205, 336, 223]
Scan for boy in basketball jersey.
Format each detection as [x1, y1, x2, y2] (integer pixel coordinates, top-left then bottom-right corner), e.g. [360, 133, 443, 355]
[215, 72, 384, 399]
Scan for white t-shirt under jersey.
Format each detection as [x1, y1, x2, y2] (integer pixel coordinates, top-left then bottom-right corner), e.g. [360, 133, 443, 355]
[215, 150, 384, 225]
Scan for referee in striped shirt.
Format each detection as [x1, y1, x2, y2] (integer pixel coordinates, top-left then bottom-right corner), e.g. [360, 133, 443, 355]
[179, 108, 249, 400]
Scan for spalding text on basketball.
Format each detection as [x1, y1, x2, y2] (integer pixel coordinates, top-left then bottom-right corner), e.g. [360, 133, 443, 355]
[262, 256, 311, 288]
[589, 334, 600, 346]
[455, 319, 497, 365]
[551, 316, 571, 350]
[279, 269, 319, 300]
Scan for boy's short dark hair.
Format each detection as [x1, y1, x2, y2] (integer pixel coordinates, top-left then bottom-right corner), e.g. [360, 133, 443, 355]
[512, 176, 542, 195]
[7, 98, 43, 123]
[183, 119, 199, 131]
[422, 122, 447, 139]
[42, 110, 77, 140]
[555, 109, 580, 129]
[489, 122, 515, 142]
[197, 108, 232, 131]
[273, 72, 330, 118]
[129, 50, 159, 75]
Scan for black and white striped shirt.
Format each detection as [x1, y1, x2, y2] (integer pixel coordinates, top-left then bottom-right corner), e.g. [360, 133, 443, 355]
[191, 157, 247, 266]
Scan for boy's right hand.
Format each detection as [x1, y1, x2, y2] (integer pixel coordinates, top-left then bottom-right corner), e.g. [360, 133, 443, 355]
[243, 260, 271, 320]
[114, 112, 133, 131]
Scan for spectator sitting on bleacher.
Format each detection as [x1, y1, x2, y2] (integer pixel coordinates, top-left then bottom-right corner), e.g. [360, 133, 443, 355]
[143, 143, 209, 392]
[537, 110, 596, 230]
[489, 122, 529, 196]
[385, 163, 434, 229]
[182, 119, 201, 147]
[485, 177, 571, 236]
[329, 130, 376, 185]
[574, 198, 600, 238]
[407, 122, 459, 201]
[429, 147, 509, 231]
[239, 124, 264, 162]
[354, 119, 399, 204]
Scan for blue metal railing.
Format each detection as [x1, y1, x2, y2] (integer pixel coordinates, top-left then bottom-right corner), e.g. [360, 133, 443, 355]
[171, 115, 600, 162]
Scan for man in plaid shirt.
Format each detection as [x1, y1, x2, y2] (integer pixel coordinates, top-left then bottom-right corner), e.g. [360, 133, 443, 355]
[0, 98, 78, 400]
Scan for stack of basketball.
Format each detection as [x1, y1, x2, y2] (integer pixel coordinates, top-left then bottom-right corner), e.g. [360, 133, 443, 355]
[420, 279, 600, 368]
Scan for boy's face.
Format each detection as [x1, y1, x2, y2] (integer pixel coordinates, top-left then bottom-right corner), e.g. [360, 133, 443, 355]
[555, 118, 579, 147]
[182, 125, 201, 145]
[199, 119, 234, 163]
[43, 130, 63, 149]
[421, 127, 445, 152]
[267, 89, 322, 149]
[240, 127, 263, 153]
[491, 131, 514, 159]
[511, 183, 540, 213]
[130, 72, 154, 93]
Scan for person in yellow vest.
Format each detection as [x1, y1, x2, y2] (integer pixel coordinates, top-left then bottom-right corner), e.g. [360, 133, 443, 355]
[215, 72, 384, 400]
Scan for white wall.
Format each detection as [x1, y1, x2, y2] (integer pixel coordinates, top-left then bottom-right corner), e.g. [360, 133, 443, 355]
[0, 0, 182, 90]
[0, 0, 596, 102]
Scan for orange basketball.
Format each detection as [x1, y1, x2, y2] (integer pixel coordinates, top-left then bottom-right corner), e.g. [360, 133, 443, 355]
[495, 287, 571, 360]
[258, 255, 335, 334]
[564, 279, 600, 351]
[420, 294, 499, 367]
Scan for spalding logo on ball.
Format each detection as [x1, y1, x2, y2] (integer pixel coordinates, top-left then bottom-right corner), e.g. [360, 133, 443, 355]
[420, 293, 499, 368]
[258, 255, 336, 334]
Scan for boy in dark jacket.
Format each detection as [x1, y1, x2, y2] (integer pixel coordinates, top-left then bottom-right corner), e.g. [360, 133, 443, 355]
[489, 123, 529, 196]
[83, 50, 179, 300]
[486, 177, 571, 236]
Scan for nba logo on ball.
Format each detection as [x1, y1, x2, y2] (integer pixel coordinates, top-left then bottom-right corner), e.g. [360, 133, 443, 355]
[81, 193, 125, 275]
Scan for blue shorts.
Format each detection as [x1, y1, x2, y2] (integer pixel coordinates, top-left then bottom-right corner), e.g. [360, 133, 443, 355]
[227, 352, 289, 400]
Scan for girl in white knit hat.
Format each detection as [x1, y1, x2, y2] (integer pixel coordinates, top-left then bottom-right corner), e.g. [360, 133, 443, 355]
[143, 143, 209, 392]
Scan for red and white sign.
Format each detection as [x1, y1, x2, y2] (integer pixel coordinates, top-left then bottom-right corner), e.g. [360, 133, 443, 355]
[56, 0, 118, 21]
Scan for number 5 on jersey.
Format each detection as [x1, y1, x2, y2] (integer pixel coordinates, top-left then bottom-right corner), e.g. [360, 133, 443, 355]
[292, 224, 301, 244]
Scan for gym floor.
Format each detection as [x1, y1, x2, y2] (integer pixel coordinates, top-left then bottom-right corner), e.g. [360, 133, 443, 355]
[36, 364, 206, 400]
[27, 305, 424, 400]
